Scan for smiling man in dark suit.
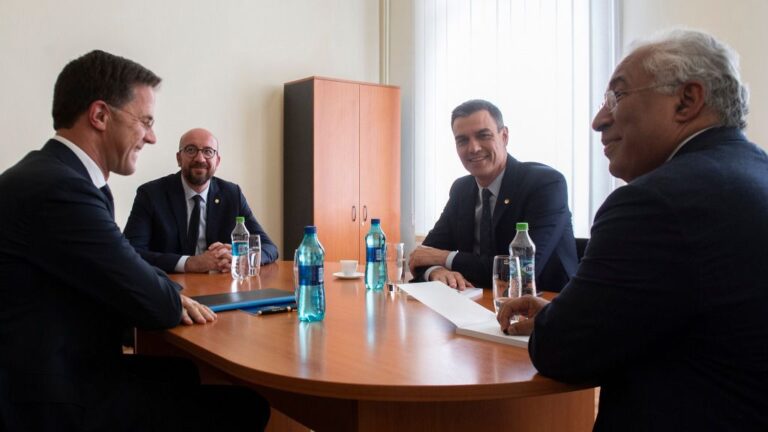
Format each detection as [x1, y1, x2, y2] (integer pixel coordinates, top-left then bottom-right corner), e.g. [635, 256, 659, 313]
[409, 99, 577, 291]
[499, 30, 768, 430]
[124, 127, 278, 273]
[0, 50, 269, 431]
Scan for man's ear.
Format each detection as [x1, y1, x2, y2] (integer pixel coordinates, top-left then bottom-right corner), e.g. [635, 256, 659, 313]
[88, 100, 110, 131]
[500, 126, 509, 146]
[674, 81, 707, 122]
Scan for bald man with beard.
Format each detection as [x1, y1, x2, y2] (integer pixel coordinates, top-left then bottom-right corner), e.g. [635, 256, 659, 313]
[125, 128, 278, 273]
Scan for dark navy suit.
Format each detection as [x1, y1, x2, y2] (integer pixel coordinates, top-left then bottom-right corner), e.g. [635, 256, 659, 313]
[414, 154, 577, 291]
[0, 141, 271, 431]
[124, 173, 278, 273]
[529, 128, 768, 430]
[0, 140, 183, 429]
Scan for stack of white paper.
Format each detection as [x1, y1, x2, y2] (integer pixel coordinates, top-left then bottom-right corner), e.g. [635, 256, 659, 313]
[398, 281, 529, 348]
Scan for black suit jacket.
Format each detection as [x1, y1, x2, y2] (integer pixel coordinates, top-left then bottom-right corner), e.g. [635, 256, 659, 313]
[124, 173, 278, 272]
[0, 140, 182, 429]
[415, 154, 577, 291]
[529, 128, 768, 430]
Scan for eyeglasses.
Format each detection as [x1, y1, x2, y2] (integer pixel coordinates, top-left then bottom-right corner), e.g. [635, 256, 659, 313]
[602, 83, 677, 112]
[180, 145, 218, 159]
[108, 104, 155, 130]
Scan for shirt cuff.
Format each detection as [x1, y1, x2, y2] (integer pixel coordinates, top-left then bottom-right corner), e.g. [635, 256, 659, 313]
[175, 256, 190, 273]
[424, 265, 443, 281]
[445, 251, 458, 269]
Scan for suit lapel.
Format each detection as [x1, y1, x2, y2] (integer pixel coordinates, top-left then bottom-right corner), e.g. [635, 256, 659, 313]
[205, 178, 220, 247]
[492, 154, 518, 230]
[169, 173, 190, 253]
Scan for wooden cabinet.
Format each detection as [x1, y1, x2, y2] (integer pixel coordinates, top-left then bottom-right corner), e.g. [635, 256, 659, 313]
[284, 77, 400, 261]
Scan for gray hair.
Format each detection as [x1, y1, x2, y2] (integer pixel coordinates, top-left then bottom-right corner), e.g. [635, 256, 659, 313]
[630, 29, 749, 129]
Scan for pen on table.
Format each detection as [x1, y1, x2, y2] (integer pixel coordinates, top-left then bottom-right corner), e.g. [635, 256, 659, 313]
[256, 304, 297, 315]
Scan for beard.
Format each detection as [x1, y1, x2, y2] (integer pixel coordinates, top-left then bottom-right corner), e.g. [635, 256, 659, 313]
[182, 163, 213, 186]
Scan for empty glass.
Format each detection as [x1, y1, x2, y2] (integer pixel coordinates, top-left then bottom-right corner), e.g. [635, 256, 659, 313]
[492, 255, 522, 321]
[385, 242, 406, 290]
[248, 234, 261, 276]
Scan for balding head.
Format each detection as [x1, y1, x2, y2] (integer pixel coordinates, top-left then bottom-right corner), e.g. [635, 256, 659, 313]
[176, 128, 221, 192]
[179, 128, 219, 151]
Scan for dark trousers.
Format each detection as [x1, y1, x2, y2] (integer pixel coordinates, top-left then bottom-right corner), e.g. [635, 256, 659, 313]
[2, 355, 270, 432]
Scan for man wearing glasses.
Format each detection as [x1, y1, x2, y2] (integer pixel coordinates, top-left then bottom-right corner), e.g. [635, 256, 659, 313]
[125, 128, 278, 273]
[498, 30, 768, 429]
[0, 50, 269, 431]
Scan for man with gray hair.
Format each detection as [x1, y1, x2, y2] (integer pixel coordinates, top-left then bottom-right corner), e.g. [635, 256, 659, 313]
[498, 29, 768, 429]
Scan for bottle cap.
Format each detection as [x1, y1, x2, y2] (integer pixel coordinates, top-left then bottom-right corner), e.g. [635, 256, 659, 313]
[304, 225, 317, 234]
[371, 218, 381, 224]
[236, 216, 245, 224]
[516, 222, 529, 231]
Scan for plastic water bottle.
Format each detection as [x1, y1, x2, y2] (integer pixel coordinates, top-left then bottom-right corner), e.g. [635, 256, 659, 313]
[231, 216, 249, 280]
[509, 222, 537, 296]
[297, 226, 326, 322]
[364, 218, 387, 290]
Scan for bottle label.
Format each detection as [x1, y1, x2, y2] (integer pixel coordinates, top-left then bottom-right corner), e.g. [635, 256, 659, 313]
[299, 264, 324, 285]
[232, 240, 248, 257]
[519, 257, 535, 278]
[366, 246, 384, 263]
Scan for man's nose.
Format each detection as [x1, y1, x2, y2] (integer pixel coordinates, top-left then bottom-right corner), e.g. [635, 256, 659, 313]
[592, 105, 613, 132]
[467, 137, 482, 153]
[145, 128, 157, 145]
[193, 149, 206, 161]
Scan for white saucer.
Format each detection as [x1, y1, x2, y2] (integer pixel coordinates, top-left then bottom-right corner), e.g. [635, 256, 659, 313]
[333, 271, 364, 279]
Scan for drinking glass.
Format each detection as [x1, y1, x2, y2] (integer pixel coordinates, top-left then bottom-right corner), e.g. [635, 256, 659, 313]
[385, 242, 406, 290]
[492, 255, 522, 321]
[248, 234, 261, 276]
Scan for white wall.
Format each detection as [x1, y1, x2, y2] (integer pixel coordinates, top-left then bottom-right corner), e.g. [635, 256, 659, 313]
[0, 0, 379, 252]
[621, 0, 768, 149]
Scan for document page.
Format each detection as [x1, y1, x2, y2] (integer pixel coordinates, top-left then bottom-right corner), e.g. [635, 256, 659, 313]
[398, 281, 528, 348]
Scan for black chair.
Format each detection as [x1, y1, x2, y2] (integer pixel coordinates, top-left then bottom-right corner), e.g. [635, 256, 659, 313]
[575, 238, 589, 263]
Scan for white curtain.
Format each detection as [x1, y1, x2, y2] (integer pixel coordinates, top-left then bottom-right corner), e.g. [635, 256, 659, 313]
[413, 0, 616, 238]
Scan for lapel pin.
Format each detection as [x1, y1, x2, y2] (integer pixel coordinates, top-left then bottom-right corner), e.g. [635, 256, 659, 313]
[214, 198, 220, 204]
[504, 198, 510, 205]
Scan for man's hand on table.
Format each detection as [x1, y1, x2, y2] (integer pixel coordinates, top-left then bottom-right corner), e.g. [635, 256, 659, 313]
[180, 294, 217, 325]
[497, 295, 550, 335]
[185, 242, 232, 273]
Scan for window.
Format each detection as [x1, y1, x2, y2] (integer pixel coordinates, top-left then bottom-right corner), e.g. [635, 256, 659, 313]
[412, 0, 619, 238]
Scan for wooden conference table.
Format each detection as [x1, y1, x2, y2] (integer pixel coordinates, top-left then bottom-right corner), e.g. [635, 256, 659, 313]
[136, 262, 595, 431]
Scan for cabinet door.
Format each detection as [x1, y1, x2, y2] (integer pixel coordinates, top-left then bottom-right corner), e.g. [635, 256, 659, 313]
[313, 79, 361, 261]
[359, 84, 401, 257]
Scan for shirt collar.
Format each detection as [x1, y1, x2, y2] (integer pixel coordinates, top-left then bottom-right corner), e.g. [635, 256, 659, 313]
[476, 167, 505, 197]
[52, 135, 107, 188]
[181, 175, 210, 203]
[666, 126, 717, 161]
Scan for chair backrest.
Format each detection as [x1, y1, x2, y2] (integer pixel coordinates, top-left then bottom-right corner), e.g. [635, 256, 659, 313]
[575, 238, 589, 263]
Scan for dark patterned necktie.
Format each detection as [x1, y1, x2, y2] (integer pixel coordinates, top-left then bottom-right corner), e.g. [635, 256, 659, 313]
[479, 188, 493, 257]
[186, 195, 202, 255]
[100, 185, 114, 219]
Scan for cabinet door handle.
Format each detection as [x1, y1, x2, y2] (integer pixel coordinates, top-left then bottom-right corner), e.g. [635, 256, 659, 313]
[363, 205, 368, 222]
[352, 205, 357, 222]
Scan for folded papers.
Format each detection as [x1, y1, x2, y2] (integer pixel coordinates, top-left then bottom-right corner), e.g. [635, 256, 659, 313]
[398, 281, 529, 348]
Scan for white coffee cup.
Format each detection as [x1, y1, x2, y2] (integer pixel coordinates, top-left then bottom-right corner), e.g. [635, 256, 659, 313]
[340, 260, 358, 276]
